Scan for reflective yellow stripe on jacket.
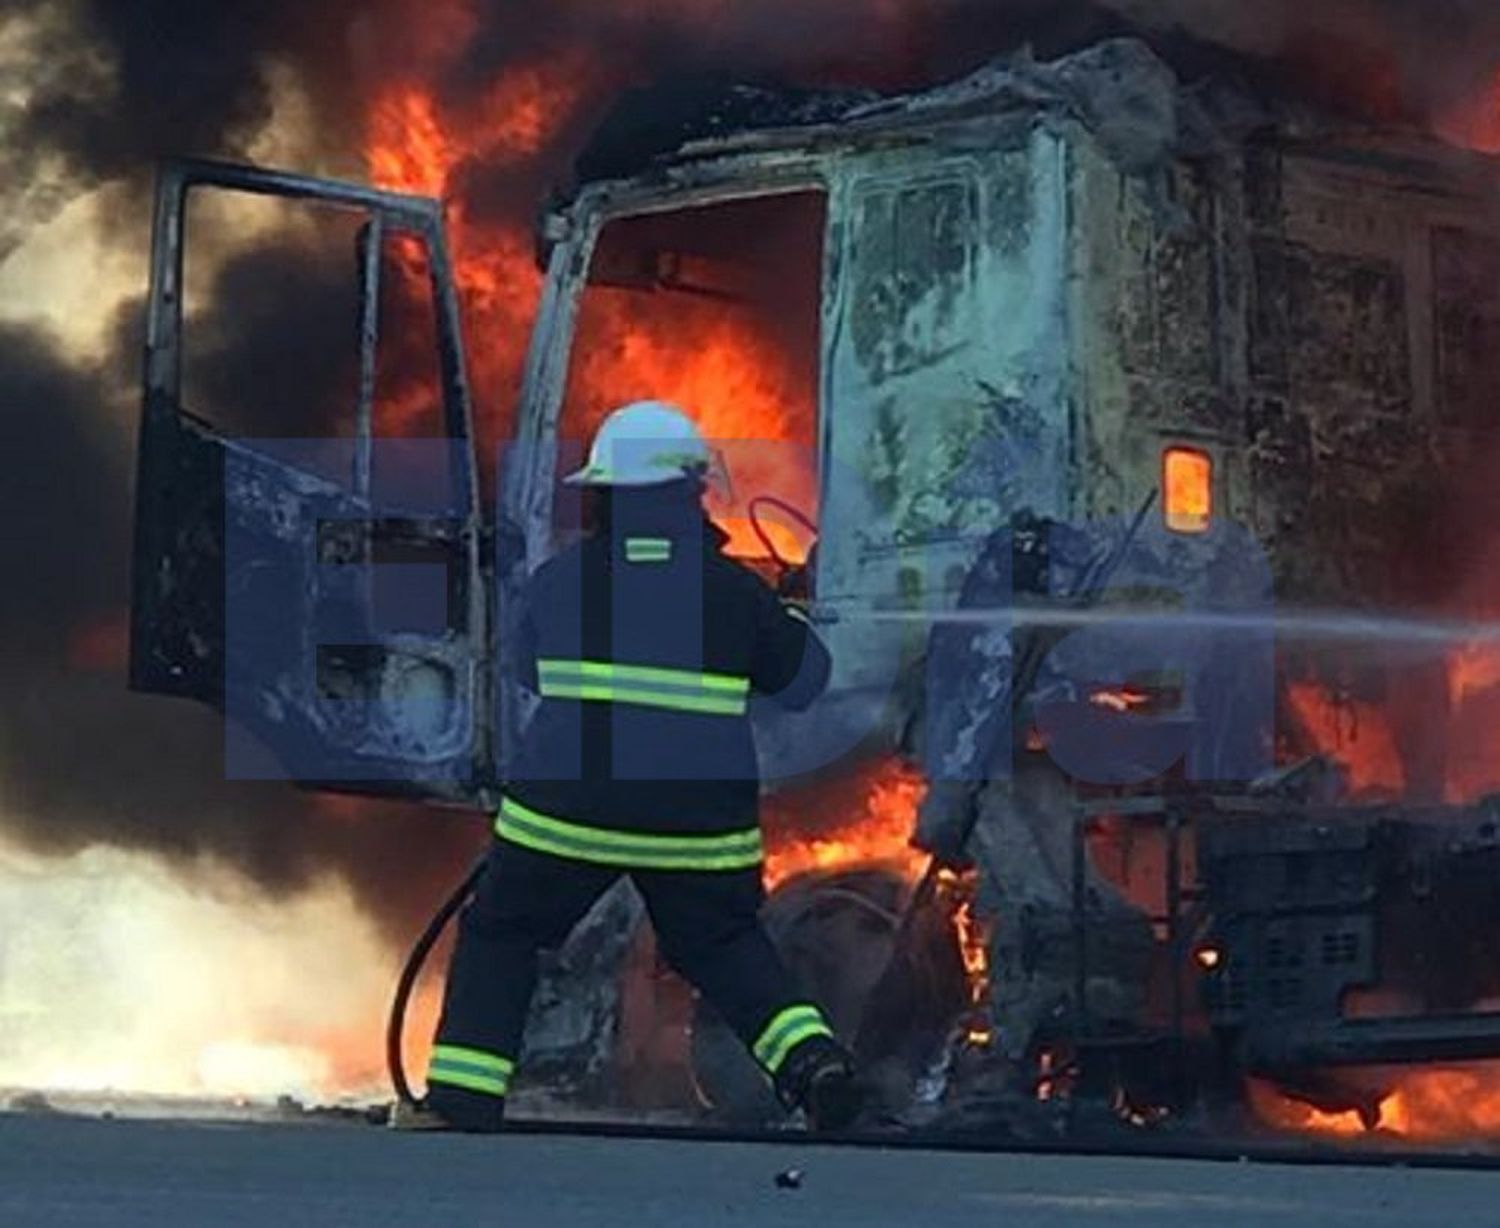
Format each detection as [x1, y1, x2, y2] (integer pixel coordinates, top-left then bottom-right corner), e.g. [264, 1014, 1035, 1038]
[537, 658, 750, 716]
[624, 536, 673, 563]
[496, 796, 763, 872]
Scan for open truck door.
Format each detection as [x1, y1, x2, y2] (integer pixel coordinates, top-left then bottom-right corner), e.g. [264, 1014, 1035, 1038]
[129, 160, 491, 803]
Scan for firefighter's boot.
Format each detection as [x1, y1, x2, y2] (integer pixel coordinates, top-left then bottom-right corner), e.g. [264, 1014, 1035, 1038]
[389, 1098, 461, 1132]
[394, 1087, 506, 1134]
[775, 1037, 862, 1132]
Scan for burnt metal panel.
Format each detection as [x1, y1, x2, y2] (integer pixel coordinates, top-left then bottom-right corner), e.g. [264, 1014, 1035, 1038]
[819, 136, 1073, 611]
[1199, 806, 1500, 1070]
[1283, 244, 1411, 411]
[1433, 225, 1500, 430]
[1198, 812, 1378, 1031]
[845, 177, 975, 383]
[130, 396, 230, 701]
[1240, 146, 1454, 608]
[1250, 1011, 1500, 1068]
[1118, 164, 1221, 388]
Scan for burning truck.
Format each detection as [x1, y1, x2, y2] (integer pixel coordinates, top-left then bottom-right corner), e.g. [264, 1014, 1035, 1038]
[129, 38, 1500, 1138]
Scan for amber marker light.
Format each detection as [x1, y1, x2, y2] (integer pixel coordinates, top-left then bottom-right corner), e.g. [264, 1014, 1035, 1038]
[1163, 446, 1213, 534]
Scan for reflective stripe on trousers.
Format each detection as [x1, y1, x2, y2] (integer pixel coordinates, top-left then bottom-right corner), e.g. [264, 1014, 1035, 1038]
[752, 1004, 835, 1074]
[536, 658, 750, 716]
[495, 796, 764, 872]
[427, 1043, 514, 1098]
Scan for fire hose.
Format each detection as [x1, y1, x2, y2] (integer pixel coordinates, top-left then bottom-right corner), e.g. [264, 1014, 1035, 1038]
[386, 853, 487, 1108]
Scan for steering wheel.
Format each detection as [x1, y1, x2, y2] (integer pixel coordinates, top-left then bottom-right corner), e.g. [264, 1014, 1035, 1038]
[748, 495, 817, 598]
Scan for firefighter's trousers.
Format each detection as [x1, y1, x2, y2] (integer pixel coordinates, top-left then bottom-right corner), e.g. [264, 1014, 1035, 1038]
[426, 838, 834, 1119]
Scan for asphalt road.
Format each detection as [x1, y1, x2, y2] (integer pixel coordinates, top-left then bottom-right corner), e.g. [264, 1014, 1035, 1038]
[2, 1112, 1495, 1228]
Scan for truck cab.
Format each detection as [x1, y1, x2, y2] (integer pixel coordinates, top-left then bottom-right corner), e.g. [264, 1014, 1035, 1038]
[129, 38, 1500, 803]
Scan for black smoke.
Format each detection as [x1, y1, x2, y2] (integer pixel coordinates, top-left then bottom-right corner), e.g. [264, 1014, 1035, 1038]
[2, 0, 364, 206]
[6, 0, 1500, 196]
[183, 230, 365, 439]
[0, 318, 483, 938]
[422, 0, 1500, 139]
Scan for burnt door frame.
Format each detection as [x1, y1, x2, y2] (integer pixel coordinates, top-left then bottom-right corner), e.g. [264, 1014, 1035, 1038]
[131, 157, 491, 800]
[505, 170, 834, 775]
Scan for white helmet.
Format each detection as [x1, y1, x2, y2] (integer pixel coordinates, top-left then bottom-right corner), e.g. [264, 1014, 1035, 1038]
[564, 401, 712, 487]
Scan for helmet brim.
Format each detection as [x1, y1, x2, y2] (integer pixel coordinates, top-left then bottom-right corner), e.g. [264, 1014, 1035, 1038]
[562, 463, 708, 488]
[563, 468, 692, 487]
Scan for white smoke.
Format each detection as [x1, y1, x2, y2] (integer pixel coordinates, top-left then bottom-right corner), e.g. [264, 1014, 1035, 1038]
[0, 840, 396, 1102]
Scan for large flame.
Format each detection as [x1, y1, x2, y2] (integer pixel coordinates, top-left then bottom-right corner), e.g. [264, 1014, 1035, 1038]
[563, 282, 820, 559]
[366, 61, 820, 561]
[1268, 669, 1500, 1142]
[366, 59, 584, 440]
[1286, 646, 1500, 806]
[1262, 661, 1500, 1143]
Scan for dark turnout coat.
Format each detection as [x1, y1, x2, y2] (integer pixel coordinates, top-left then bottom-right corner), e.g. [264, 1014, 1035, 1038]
[502, 491, 830, 866]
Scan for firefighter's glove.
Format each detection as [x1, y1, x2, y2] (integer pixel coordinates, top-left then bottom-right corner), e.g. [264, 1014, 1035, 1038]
[913, 779, 977, 870]
[776, 565, 812, 605]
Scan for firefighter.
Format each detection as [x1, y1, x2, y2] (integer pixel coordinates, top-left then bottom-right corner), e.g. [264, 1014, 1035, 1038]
[420, 401, 859, 1133]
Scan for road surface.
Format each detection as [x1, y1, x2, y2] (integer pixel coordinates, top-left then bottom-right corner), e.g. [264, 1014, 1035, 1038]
[2, 1111, 1495, 1227]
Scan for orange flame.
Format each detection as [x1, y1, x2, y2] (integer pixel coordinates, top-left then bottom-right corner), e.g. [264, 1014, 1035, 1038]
[561, 255, 822, 546]
[1251, 1066, 1500, 1143]
[1442, 644, 1500, 802]
[368, 53, 585, 196]
[366, 60, 586, 441]
[1163, 446, 1212, 535]
[762, 759, 928, 892]
[1088, 686, 1153, 715]
[366, 60, 820, 551]
[947, 882, 993, 1046]
[367, 89, 457, 198]
[1449, 644, 1500, 708]
[1439, 71, 1500, 154]
[1289, 649, 1500, 806]
[1284, 681, 1405, 796]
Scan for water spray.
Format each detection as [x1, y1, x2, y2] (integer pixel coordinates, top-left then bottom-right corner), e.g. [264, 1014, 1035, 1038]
[830, 604, 1500, 654]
